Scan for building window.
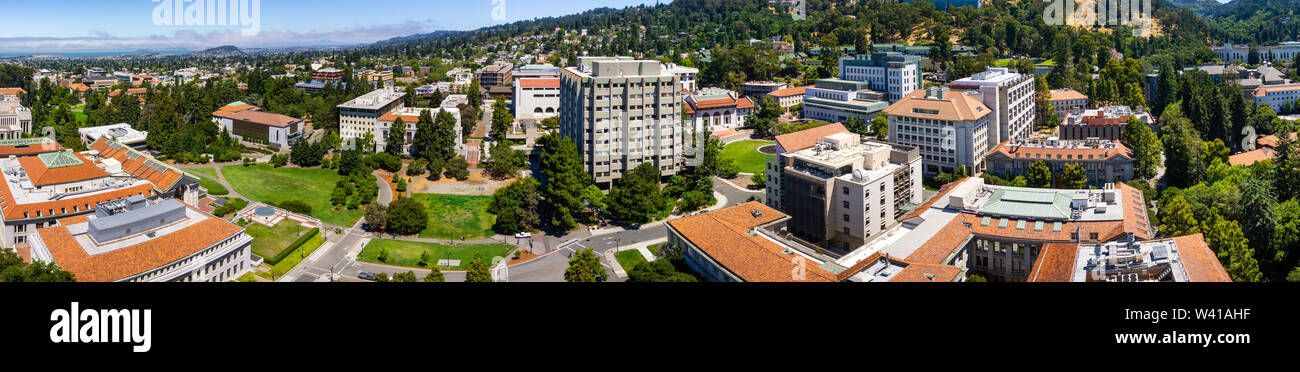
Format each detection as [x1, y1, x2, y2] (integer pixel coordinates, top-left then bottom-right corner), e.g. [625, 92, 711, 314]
[843, 201, 850, 209]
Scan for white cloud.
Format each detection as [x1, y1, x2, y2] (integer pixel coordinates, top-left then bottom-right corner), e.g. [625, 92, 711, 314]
[0, 20, 435, 52]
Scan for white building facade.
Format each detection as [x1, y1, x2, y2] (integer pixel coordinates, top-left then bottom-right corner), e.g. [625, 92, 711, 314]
[559, 57, 686, 187]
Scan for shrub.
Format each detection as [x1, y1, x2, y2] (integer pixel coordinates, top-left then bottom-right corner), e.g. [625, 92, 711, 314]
[213, 198, 248, 217]
[264, 228, 320, 265]
[278, 200, 312, 215]
[366, 152, 403, 173]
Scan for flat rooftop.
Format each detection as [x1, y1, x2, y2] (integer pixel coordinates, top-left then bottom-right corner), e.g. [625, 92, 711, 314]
[338, 87, 405, 110]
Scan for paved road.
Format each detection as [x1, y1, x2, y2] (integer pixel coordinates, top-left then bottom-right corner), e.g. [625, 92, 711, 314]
[375, 173, 394, 205]
[285, 177, 747, 282]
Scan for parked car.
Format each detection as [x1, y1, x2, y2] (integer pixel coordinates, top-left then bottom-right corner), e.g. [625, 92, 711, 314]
[514, 232, 532, 239]
[358, 272, 376, 281]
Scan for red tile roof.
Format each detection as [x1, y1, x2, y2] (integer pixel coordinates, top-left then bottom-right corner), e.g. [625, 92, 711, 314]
[0, 88, 27, 96]
[1025, 234, 1230, 282]
[773, 123, 848, 153]
[667, 202, 839, 282]
[0, 139, 63, 157]
[37, 208, 244, 282]
[1026, 242, 1080, 282]
[89, 137, 194, 193]
[18, 152, 109, 186]
[1049, 89, 1088, 101]
[518, 78, 560, 88]
[1229, 147, 1275, 166]
[1172, 234, 1232, 282]
[988, 140, 1132, 162]
[767, 85, 809, 98]
[215, 109, 302, 128]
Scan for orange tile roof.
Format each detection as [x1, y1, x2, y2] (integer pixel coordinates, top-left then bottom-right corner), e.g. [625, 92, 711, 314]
[1229, 147, 1275, 166]
[518, 78, 560, 88]
[1026, 242, 1080, 282]
[767, 85, 809, 97]
[216, 109, 301, 128]
[988, 140, 1132, 161]
[18, 152, 109, 186]
[215, 103, 260, 114]
[666, 202, 839, 282]
[890, 262, 964, 282]
[773, 123, 848, 153]
[1172, 234, 1231, 282]
[89, 137, 194, 193]
[904, 217, 974, 265]
[1025, 234, 1229, 282]
[882, 89, 991, 122]
[69, 83, 89, 92]
[0, 178, 155, 220]
[1252, 83, 1300, 97]
[37, 208, 244, 282]
[1049, 89, 1088, 101]
[1256, 132, 1295, 148]
[108, 88, 148, 97]
[691, 97, 747, 110]
[0, 139, 63, 157]
[736, 97, 755, 109]
[0, 88, 27, 96]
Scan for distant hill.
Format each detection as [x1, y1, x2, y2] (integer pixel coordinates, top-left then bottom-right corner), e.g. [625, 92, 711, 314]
[1164, 0, 1226, 16]
[193, 45, 243, 56]
[1201, 0, 1300, 44]
[372, 30, 460, 46]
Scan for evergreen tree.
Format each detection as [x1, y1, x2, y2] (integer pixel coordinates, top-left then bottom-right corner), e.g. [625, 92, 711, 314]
[564, 248, 607, 282]
[432, 109, 458, 161]
[538, 134, 589, 230]
[385, 117, 406, 156]
[1121, 116, 1163, 180]
[423, 266, 445, 282]
[1161, 103, 1206, 189]
[465, 253, 493, 282]
[1239, 175, 1277, 253]
[1159, 194, 1201, 238]
[414, 109, 438, 163]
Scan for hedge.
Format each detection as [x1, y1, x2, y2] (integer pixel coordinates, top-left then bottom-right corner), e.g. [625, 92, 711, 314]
[264, 227, 321, 266]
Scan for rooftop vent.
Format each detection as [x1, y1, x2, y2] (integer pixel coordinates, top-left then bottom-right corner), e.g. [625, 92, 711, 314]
[751, 209, 763, 218]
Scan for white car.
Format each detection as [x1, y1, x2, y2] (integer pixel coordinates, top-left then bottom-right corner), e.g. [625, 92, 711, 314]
[514, 232, 533, 239]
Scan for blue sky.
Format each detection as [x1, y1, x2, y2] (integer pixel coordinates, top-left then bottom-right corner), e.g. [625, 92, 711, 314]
[0, 0, 665, 52]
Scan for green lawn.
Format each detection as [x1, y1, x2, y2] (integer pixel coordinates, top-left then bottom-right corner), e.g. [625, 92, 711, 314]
[720, 140, 774, 175]
[244, 220, 315, 260]
[196, 175, 228, 196]
[187, 167, 220, 179]
[268, 234, 327, 277]
[412, 193, 495, 240]
[615, 249, 648, 271]
[72, 111, 87, 124]
[356, 239, 514, 270]
[222, 164, 362, 226]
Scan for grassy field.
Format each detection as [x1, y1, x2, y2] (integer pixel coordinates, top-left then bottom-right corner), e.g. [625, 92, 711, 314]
[244, 220, 315, 260]
[222, 164, 362, 226]
[198, 176, 228, 195]
[187, 167, 220, 179]
[720, 140, 774, 175]
[411, 193, 495, 240]
[183, 169, 226, 195]
[268, 234, 327, 277]
[615, 249, 648, 271]
[356, 239, 514, 270]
